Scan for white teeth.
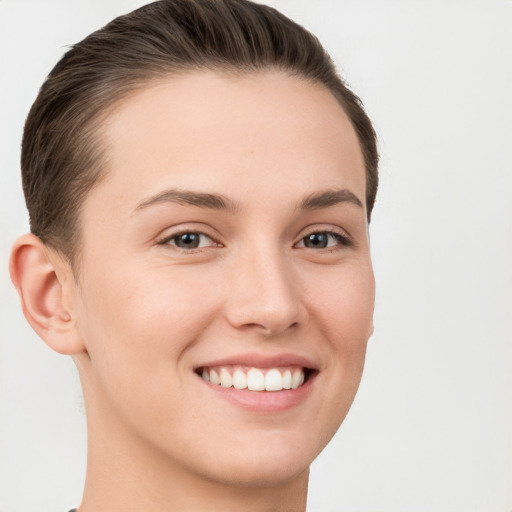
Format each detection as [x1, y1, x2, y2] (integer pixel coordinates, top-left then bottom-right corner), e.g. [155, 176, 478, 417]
[210, 369, 220, 386]
[282, 370, 292, 389]
[201, 366, 307, 392]
[247, 368, 265, 391]
[291, 369, 303, 389]
[219, 367, 232, 388]
[265, 368, 283, 391]
[232, 369, 248, 390]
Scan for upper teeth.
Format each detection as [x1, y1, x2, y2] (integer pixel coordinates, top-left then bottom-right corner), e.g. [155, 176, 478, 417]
[200, 366, 305, 391]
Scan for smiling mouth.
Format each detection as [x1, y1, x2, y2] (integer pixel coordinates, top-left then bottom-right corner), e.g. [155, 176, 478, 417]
[195, 365, 314, 392]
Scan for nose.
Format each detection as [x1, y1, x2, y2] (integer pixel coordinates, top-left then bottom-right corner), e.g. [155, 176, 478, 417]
[223, 247, 306, 337]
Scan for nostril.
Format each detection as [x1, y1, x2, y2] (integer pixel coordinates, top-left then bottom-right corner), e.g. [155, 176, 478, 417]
[237, 320, 299, 336]
[223, 263, 306, 335]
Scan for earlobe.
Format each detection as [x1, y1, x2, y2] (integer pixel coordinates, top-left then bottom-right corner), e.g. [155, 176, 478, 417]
[9, 233, 85, 355]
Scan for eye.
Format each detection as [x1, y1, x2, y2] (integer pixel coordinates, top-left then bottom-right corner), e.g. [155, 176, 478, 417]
[162, 232, 216, 250]
[296, 231, 350, 249]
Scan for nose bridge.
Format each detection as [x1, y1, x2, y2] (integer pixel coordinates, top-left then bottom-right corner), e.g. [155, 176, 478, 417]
[225, 241, 303, 335]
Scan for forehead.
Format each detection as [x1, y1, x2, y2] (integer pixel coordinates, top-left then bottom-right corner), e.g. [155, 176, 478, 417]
[89, 70, 366, 217]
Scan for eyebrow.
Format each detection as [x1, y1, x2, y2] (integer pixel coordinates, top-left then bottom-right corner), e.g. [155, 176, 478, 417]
[298, 189, 363, 210]
[134, 189, 240, 213]
[133, 187, 363, 215]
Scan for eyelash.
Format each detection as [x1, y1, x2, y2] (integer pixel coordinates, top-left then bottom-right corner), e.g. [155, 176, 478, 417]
[157, 231, 219, 250]
[157, 228, 352, 252]
[295, 229, 353, 250]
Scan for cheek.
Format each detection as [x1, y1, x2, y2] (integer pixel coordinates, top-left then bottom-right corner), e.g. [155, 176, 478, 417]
[305, 261, 374, 421]
[336, 269, 374, 353]
[75, 263, 221, 386]
[331, 264, 374, 382]
[73, 264, 225, 446]
[309, 260, 375, 348]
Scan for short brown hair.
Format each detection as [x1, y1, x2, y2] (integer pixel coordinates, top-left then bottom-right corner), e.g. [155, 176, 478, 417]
[21, 0, 378, 263]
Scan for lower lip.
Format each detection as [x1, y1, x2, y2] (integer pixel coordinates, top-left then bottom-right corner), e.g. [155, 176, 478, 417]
[198, 373, 316, 413]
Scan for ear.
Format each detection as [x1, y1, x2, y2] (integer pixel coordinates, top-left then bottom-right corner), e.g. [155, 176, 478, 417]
[9, 233, 85, 355]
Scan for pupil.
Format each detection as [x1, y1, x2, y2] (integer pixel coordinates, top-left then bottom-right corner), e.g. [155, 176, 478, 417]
[176, 233, 200, 248]
[305, 233, 328, 248]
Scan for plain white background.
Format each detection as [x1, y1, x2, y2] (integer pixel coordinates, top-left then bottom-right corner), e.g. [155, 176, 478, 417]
[1, 1, 511, 511]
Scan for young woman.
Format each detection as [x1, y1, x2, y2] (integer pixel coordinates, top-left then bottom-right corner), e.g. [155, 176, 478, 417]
[10, 1, 378, 510]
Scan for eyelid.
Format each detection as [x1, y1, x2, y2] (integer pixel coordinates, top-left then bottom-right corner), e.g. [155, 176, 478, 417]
[155, 225, 223, 249]
[163, 232, 214, 248]
[295, 225, 354, 248]
[153, 223, 353, 251]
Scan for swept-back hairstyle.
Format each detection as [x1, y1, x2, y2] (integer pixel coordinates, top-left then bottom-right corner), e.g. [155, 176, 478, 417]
[22, 0, 378, 263]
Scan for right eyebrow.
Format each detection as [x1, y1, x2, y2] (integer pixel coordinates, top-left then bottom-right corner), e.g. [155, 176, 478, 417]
[298, 188, 364, 211]
[133, 188, 241, 214]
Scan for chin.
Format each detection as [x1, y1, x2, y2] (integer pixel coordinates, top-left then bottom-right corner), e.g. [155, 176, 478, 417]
[185, 429, 324, 488]
[204, 454, 310, 488]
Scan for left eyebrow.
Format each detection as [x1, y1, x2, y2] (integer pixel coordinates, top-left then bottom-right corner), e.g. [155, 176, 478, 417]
[298, 189, 364, 210]
[133, 188, 240, 214]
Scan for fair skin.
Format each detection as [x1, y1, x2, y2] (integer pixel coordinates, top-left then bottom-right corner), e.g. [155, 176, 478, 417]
[10, 70, 374, 512]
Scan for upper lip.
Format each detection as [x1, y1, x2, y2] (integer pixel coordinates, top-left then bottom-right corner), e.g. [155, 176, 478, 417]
[194, 352, 318, 371]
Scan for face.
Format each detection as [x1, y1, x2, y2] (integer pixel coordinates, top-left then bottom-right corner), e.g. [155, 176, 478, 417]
[71, 70, 374, 486]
